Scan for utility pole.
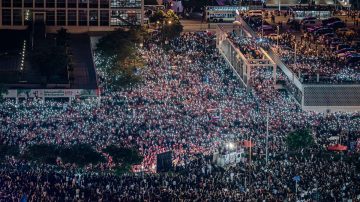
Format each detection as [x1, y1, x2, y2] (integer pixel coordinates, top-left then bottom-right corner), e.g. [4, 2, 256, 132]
[266, 108, 269, 165]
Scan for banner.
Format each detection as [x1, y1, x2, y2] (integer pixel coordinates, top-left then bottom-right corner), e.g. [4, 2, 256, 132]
[4, 89, 99, 98]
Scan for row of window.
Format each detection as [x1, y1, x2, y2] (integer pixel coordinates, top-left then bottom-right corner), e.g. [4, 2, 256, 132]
[2, 0, 141, 8]
[1, 9, 141, 26]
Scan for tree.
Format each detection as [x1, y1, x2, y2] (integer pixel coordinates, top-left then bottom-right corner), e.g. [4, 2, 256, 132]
[59, 144, 105, 167]
[30, 39, 68, 81]
[286, 129, 314, 151]
[0, 144, 19, 161]
[103, 145, 143, 165]
[96, 28, 146, 88]
[157, 10, 183, 41]
[23, 144, 59, 164]
[0, 83, 8, 101]
[149, 10, 167, 23]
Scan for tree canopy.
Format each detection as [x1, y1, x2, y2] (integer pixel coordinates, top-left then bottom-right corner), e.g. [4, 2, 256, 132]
[95, 28, 148, 89]
[286, 129, 315, 151]
[23, 144, 106, 166]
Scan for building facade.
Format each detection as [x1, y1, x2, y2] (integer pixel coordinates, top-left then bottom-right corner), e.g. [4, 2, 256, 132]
[0, 0, 144, 32]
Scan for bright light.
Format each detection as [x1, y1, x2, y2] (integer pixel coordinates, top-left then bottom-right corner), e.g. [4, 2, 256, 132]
[227, 142, 235, 150]
[168, 21, 172, 24]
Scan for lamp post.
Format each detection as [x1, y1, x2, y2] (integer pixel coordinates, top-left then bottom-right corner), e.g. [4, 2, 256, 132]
[265, 108, 269, 165]
[294, 42, 297, 65]
[276, 25, 280, 52]
[278, 0, 281, 12]
[261, 14, 264, 39]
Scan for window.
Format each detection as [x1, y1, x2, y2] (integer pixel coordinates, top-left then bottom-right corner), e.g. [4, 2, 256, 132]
[47, 0, 55, 8]
[110, 0, 141, 8]
[13, 0, 22, 7]
[90, 0, 98, 8]
[13, 9, 22, 25]
[46, 11, 55, 25]
[2, 9, 11, 25]
[35, 0, 44, 8]
[79, 0, 88, 8]
[24, 0, 33, 7]
[2, 0, 11, 7]
[100, 0, 109, 8]
[100, 10, 109, 26]
[57, 10, 66, 25]
[89, 10, 98, 26]
[111, 10, 140, 26]
[57, 0, 65, 8]
[68, 10, 77, 25]
[68, 0, 77, 8]
[78, 10, 88, 26]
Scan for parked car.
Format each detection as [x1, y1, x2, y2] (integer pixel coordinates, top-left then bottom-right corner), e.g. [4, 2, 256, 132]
[322, 17, 341, 25]
[301, 20, 321, 29]
[314, 28, 333, 37]
[337, 50, 356, 58]
[300, 17, 317, 23]
[336, 44, 351, 51]
[334, 48, 355, 55]
[307, 25, 324, 33]
[345, 53, 360, 63]
[327, 21, 346, 30]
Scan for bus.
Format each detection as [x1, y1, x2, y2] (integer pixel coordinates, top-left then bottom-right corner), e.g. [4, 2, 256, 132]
[205, 6, 248, 23]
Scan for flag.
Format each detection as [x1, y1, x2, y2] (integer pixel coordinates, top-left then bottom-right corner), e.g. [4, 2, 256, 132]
[292, 176, 300, 182]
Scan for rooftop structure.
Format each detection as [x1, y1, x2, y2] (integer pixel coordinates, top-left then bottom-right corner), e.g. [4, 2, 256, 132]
[0, 0, 144, 33]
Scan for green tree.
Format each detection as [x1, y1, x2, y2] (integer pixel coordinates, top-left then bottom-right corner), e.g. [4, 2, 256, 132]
[103, 145, 143, 165]
[286, 129, 314, 151]
[30, 40, 68, 81]
[0, 144, 19, 161]
[23, 144, 59, 164]
[158, 10, 183, 41]
[96, 28, 146, 88]
[149, 10, 167, 23]
[0, 83, 8, 101]
[59, 144, 105, 167]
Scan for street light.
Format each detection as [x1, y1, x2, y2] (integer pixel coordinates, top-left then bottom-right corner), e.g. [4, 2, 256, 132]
[276, 25, 280, 53]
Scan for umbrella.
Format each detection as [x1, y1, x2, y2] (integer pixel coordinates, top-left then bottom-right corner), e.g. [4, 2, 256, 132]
[327, 144, 348, 151]
[243, 140, 255, 148]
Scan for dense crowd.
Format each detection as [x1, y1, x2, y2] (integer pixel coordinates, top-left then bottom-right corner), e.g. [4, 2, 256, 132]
[274, 33, 360, 83]
[228, 34, 264, 59]
[1, 32, 360, 201]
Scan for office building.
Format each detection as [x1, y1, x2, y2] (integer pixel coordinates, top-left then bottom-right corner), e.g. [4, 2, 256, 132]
[0, 0, 144, 32]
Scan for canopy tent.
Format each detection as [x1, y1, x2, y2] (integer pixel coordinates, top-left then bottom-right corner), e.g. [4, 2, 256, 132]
[327, 144, 348, 151]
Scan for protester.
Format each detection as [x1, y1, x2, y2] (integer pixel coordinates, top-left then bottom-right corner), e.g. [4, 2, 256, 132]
[0, 32, 359, 201]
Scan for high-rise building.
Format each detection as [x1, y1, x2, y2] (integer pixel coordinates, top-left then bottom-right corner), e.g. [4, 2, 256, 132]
[0, 0, 144, 32]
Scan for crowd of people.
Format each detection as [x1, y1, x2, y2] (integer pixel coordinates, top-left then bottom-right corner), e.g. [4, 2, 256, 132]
[228, 34, 265, 60]
[0, 31, 360, 200]
[274, 32, 360, 84]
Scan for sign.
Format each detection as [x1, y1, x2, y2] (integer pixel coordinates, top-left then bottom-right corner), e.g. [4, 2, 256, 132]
[4, 89, 98, 98]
